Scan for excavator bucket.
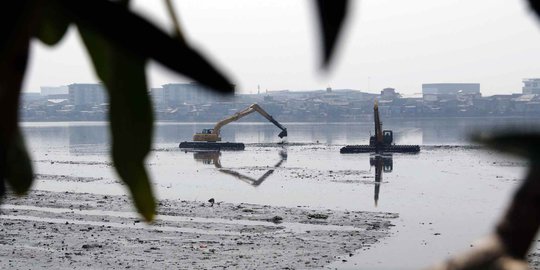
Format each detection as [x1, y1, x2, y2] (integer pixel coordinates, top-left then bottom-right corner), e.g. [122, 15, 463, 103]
[278, 129, 288, 138]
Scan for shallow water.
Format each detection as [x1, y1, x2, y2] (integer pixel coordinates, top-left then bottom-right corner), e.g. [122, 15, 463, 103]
[19, 118, 539, 269]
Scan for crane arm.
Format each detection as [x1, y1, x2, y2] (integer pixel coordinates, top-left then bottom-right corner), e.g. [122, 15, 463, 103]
[211, 106, 257, 136]
[251, 104, 288, 138]
[212, 104, 287, 138]
[374, 101, 383, 144]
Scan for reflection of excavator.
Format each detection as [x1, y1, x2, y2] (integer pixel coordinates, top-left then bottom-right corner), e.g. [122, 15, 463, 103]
[370, 154, 393, 207]
[193, 149, 287, 187]
[340, 101, 420, 153]
[180, 104, 287, 150]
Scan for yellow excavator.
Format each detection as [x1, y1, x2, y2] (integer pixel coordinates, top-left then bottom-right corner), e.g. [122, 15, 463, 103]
[179, 103, 287, 150]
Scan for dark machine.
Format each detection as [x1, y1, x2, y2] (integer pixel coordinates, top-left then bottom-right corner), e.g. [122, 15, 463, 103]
[340, 101, 420, 154]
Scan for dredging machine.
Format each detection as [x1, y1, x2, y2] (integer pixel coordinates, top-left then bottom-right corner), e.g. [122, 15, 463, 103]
[179, 103, 287, 150]
[340, 101, 420, 154]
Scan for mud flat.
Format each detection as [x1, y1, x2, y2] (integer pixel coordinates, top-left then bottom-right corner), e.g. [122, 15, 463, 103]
[0, 190, 397, 269]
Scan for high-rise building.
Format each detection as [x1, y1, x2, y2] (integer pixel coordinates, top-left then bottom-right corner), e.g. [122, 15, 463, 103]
[162, 82, 230, 106]
[422, 83, 480, 101]
[522, 78, 540, 94]
[149, 87, 165, 105]
[41, 86, 69, 97]
[68, 83, 107, 106]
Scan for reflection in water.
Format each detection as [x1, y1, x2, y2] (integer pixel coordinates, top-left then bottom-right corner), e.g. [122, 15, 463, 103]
[20, 119, 540, 155]
[68, 125, 109, 154]
[193, 151, 223, 167]
[369, 154, 393, 207]
[193, 149, 287, 187]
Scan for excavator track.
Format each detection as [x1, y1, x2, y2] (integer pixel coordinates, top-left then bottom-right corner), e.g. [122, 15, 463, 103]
[179, 141, 245, 151]
[340, 145, 420, 154]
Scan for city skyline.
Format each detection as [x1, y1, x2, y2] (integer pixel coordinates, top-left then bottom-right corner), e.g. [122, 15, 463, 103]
[27, 78, 535, 97]
[23, 0, 540, 95]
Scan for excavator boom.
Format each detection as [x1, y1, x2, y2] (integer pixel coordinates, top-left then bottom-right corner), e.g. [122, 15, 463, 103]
[374, 100, 383, 144]
[251, 104, 288, 138]
[193, 104, 287, 142]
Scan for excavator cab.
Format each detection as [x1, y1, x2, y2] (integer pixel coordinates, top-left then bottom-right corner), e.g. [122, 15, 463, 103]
[193, 128, 221, 142]
[202, 129, 214, 134]
[382, 130, 393, 145]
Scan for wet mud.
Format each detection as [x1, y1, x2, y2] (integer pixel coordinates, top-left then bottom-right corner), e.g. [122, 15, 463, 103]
[530, 247, 540, 269]
[0, 190, 397, 269]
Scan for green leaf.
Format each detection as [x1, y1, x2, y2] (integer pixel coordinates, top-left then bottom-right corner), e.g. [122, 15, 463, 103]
[34, 0, 70, 46]
[0, 1, 35, 198]
[78, 25, 156, 222]
[60, 0, 234, 94]
[315, 0, 349, 68]
[5, 130, 34, 195]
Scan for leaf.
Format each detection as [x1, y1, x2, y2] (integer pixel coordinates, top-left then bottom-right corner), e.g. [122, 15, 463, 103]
[60, 0, 234, 94]
[471, 132, 540, 162]
[34, 0, 70, 46]
[315, 0, 349, 68]
[528, 0, 540, 19]
[0, 1, 35, 198]
[78, 25, 156, 222]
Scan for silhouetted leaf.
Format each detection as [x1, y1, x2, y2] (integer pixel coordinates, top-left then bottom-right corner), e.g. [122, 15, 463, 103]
[472, 132, 540, 161]
[528, 0, 540, 19]
[5, 131, 34, 195]
[315, 0, 349, 68]
[78, 25, 156, 222]
[0, 1, 35, 197]
[34, 0, 70, 45]
[0, 142, 5, 200]
[60, 0, 234, 93]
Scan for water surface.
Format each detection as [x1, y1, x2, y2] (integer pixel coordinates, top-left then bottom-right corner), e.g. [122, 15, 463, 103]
[20, 118, 537, 269]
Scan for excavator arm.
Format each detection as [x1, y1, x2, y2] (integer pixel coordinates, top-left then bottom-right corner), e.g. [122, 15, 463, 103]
[250, 104, 288, 138]
[374, 100, 383, 145]
[193, 103, 287, 142]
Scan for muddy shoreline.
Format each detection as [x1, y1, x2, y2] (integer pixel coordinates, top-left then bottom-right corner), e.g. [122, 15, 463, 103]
[0, 190, 398, 269]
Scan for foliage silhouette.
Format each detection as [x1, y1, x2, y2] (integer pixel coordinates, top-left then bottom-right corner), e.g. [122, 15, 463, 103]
[3, 1, 538, 268]
[0, 0, 349, 221]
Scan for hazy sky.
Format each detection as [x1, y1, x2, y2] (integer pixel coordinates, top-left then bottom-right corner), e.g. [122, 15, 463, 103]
[23, 0, 540, 95]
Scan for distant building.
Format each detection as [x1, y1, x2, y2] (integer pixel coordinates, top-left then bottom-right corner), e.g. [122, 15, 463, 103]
[162, 82, 230, 106]
[522, 78, 540, 94]
[149, 87, 165, 105]
[41, 86, 68, 96]
[21, 92, 41, 104]
[380, 88, 400, 100]
[68, 83, 107, 106]
[422, 83, 480, 101]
